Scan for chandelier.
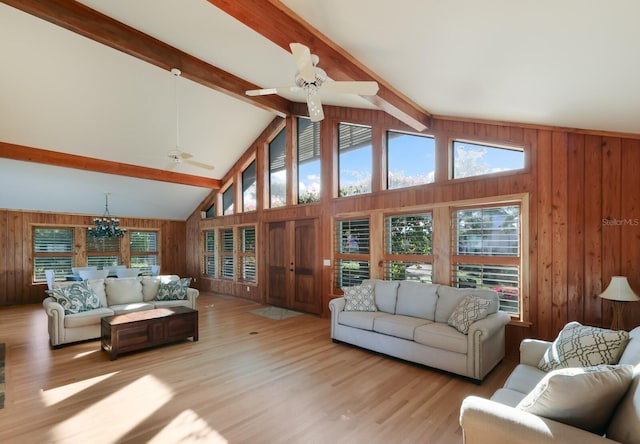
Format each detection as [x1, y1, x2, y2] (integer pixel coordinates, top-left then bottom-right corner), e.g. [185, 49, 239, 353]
[87, 193, 127, 238]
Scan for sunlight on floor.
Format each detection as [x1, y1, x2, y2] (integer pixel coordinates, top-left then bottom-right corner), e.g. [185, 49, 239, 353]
[50, 374, 174, 442]
[149, 409, 228, 443]
[40, 372, 118, 407]
[73, 349, 101, 359]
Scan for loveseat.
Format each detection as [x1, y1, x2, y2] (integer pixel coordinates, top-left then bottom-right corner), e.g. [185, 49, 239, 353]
[43, 275, 198, 348]
[460, 323, 640, 443]
[329, 279, 511, 381]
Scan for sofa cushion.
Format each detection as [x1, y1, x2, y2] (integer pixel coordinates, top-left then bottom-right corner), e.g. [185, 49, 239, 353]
[538, 321, 630, 371]
[414, 323, 468, 354]
[395, 281, 438, 320]
[156, 278, 192, 301]
[338, 311, 384, 330]
[435, 286, 498, 323]
[50, 280, 102, 315]
[502, 364, 547, 395]
[64, 307, 114, 328]
[342, 283, 377, 312]
[364, 279, 399, 314]
[110, 302, 155, 315]
[105, 277, 144, 305]
[373, 314, 431, 340]
[448, 295, 492, 334]
[517, 364, 634, 435]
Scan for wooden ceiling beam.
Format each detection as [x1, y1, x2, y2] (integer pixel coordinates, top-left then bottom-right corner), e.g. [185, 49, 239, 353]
[1, 0, 291, 117]
[208, 0, 432, 131]
[0, 142, 221, 189]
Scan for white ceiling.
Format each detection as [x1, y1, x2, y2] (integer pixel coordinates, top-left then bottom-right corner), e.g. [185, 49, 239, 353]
[1, 0, 639, 220]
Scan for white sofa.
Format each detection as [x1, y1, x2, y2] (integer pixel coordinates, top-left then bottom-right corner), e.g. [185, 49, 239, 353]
[329, 279, 511, 381]
[43, 275, 199, 348]
[460, 325, 640, 443]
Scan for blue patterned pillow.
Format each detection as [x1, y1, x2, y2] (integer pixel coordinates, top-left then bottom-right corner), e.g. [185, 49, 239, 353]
[156, 278, 191, 301]
[50, 281, 102, 315]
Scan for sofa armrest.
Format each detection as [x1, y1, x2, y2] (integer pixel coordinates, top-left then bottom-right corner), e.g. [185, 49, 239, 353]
[460, 396, 616, 444]
[329, 296, 345, 313]
[520, 339, 551, 366]
[186, 288, 199, 310]
[468, 310, 510, 339]
[43, 296, 65, 347]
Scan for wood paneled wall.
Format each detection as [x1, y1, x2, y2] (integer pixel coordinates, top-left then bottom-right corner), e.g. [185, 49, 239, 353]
[0, 210, 187, 306]
[187, 106, 640, 359]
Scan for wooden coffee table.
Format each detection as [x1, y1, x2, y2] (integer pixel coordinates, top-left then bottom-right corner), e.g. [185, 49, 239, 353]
[101, 306, 198, 360]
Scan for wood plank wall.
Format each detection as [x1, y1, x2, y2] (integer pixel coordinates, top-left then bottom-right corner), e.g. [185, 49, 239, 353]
[0, 210, 187, 305]
[187, 106, 640, 359]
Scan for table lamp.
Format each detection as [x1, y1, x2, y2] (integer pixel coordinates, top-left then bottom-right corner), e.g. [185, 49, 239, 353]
[599, 276, 640, 330]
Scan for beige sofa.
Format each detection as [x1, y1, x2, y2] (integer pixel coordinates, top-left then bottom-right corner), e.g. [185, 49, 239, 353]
[329, 279, 511, 381]
[43, 275, 199, 348]
[460, 326, 640, 443]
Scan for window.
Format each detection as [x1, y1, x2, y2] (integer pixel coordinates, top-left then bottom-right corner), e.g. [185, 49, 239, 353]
[338, 123, 372, 196]
[221, 229, 234, 279]
[87, 235, 120, 270]
[452, 141, 524, 179]
[33, 228, 73, 281]
[223, 185, 234, 215]
[130, 231, 158, 274]
[269, 128, 287, 208]
[452, 204, 521, 315]
[204, 231, 217, 277]
[242, 160, 257, 212]
[240, 226, 257, 282]
[204, 203, 215, 218]
[384, 213, 433, 283]
[387, 132, 435, 189]
[297, 117, 321, 203]
[335, 218, 370, 287]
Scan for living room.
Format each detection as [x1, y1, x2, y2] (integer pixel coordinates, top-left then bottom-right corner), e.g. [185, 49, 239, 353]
[1, 1, 639, 443]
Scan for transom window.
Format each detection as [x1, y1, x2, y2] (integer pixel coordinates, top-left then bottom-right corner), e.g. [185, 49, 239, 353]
[242, 160, 257, 212]
[335, 218, 370, 287]
[387, 132, 435, 189]
[452, 140, 524, 179]
[223, 185, 234, 215]
[269, 128, 287, 208]
[452, 204, 521, 315]
[297, 117, 321, 203]
[384, 213, 433, 283]
[338, 123, 372, 197]
[33, 227, 73, 282]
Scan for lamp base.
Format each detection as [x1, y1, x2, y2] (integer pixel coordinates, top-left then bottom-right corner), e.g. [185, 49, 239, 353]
[610, 300, 626, 331]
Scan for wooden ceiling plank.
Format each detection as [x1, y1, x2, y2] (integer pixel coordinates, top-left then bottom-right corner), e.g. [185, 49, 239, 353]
[207, 0, 432, 131]
[1, 0, 291, 116]
[0, 142, 221, 189]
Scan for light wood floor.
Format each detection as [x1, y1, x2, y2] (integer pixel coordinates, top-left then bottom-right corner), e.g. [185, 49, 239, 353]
[0, 292, 515, 444]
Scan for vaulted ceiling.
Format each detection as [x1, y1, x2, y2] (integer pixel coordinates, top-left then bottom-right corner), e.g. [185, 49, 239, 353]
[1, 1, 639, 220]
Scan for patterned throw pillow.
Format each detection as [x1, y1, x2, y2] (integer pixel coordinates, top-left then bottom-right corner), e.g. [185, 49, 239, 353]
[538, 321, 630, 371]
[50, 280, 102, 315]
[447, 295, 492, 334]
[517, 365, 634, 434]
[342, 284, 377, 312]
[156, 278, 192, 301]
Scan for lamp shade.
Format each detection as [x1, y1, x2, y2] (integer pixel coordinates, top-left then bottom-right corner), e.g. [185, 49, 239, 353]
[599, 276, 640, 302]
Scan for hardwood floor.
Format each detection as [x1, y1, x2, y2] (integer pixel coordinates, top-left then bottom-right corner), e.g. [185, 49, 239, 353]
[0, 293, 515, 444]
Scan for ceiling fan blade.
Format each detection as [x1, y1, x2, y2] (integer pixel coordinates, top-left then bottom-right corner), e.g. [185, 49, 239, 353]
[246, 86, 304, 96]
[307, 90, 324, 122]
[180, 151, 194, 160]
[186, 159, 215, 170]
[322, 80, 379, 95]
[290, 43, 316, 83]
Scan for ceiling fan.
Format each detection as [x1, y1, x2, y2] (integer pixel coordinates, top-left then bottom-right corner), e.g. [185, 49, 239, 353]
[166, 68, 214, 171]
[246, 43, 379, 122]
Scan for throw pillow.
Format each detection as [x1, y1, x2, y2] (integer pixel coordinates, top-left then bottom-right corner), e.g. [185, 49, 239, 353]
[517, 364, 634, 434]
[342, 284, 377, 312]
[538, 321, 630, 371]
[50, 280, 102, 315]
[156, 278, 191, 301]
[447, 295, 492, 334]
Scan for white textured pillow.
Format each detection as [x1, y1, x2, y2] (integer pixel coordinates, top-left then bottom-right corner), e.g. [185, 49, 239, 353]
[517, 365, 634, 434]
[538, 321, 630, 371]
[105, 277, 143, 305]
[342, 284, 377, 312]
[447, 295, 491, 334]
